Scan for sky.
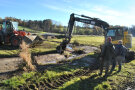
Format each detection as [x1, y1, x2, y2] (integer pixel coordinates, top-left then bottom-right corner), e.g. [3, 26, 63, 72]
[0, 0, 135, 27]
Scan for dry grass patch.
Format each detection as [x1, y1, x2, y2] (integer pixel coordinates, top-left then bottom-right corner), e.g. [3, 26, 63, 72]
[19, 41, 36, 71]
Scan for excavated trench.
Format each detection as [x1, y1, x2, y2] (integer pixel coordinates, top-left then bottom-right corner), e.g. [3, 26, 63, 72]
[0, 45, 100, 89]
[0, 45, 99, 73]
[0, 45, 99, 89]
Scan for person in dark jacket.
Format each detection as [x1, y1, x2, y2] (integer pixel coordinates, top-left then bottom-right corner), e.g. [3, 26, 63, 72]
[110, 40, 127, 73]
[99, 37, 115, 77]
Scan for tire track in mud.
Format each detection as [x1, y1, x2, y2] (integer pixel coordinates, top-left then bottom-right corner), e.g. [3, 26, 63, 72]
[14, 69, 93, 90]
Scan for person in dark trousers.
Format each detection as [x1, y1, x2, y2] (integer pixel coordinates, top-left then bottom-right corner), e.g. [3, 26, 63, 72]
[99, 37, 115, 77]
[110, 40, 127, 73]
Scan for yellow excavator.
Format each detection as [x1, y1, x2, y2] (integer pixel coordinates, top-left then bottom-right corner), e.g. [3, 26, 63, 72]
[105, 26, 132, 48]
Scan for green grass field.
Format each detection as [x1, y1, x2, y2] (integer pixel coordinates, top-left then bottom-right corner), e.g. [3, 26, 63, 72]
[71, 36, 104, 46]
[0, 35, 134, 57]
[0, 35, 104, 57]
[0, 41, 58, 57]
[49, 35, 104, 47]
[18, 26, 45, 34]
[131, 37, 135, 51]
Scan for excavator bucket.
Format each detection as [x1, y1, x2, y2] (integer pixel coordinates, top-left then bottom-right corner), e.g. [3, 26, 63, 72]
[23, 35, 43, 47]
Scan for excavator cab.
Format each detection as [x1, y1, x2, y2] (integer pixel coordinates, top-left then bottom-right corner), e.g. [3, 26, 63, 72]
[2, 21, 18, 35]
[106, 27, 134, 61]
[106, 27, 132, 48]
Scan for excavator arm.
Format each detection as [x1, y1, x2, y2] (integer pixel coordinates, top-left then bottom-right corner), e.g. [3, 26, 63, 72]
[57, 13, 109, 54]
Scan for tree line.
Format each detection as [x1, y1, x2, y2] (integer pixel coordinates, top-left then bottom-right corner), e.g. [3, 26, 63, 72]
[0, 17, 135, 36]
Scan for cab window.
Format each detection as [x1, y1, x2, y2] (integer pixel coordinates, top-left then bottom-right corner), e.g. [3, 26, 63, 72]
[116, 29, 123, 36]
[107, 30, 115, 36]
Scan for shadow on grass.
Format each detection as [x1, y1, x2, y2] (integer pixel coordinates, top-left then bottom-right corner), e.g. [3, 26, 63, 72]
[0, 54, 19, 58]
[0, 45, 18, 50]
[32, 50, 57, 56]
[0, 49, 57, 58]
[62, 73, 110, 90]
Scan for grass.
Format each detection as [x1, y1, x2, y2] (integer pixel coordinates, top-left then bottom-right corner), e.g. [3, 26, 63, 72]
[59, 77, 81, 90]
[49, 35, 104, 47]
[30, 41, 59, 54]
[59, 60, 135, 90]
[71, 36, 104, 47]
[0, 64, 83, 89]
[0, 50, 19, 56]
[0, 40, 58, 57]
[51, 35, 135, 48]
[18, 26, 45, 34]
[1, 72, 36, 89]
[131, 37, 135, 51]
[1, 52, 135, 89]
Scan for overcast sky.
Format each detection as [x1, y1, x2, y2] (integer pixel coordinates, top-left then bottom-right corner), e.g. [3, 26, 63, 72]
[0, 0, 135, 27]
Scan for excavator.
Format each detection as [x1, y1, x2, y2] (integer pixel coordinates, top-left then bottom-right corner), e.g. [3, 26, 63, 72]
[57, 13, 134, 61]
[0, 20, 42, 47]
[56, 13, 109, 54]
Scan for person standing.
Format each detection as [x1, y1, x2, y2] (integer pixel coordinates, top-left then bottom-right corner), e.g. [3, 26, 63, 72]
[99, 37, 115, 77]
[110, 40, 127, 73]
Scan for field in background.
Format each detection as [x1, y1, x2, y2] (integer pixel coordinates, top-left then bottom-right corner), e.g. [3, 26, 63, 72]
[0, 35, 135, 57]
[49, 35, 104, 47]
[18, 26, 45, 34]
[0, 41, 58, 57]
[132, 37, 135, 51]
[0, 35, 104, 57]
[71, 36, 104, 46]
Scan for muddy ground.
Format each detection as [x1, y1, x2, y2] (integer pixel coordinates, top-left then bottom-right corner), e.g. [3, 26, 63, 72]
[0, 45, 99, 80]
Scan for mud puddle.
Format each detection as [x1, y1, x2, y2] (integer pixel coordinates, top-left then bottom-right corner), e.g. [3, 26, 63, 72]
[0, 58, 22, 73]
[35, 54, 65, 65]
[36, 45, 99, 65]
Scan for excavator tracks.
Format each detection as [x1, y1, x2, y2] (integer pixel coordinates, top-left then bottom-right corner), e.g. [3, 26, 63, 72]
[11, 69, 93, 90]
